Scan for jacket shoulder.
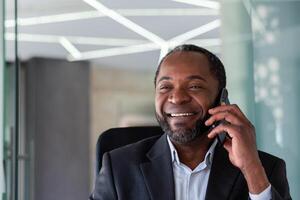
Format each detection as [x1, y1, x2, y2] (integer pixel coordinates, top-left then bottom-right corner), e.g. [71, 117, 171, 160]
[108, 134, 162, 163]
[258, 151, 291, 199]
[258, 150, 285, 165]
[258, 150, 286, 177]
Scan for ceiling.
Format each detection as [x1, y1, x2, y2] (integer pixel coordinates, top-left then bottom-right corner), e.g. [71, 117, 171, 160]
[5, 0, 221, 70]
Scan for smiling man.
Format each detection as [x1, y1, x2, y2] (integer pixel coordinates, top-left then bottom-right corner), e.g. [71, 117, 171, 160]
[155, 48, 219, 147]
[90, 44, 291, 200]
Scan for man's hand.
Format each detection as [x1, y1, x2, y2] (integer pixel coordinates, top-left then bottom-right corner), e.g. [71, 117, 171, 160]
[205, 104, 270, 194]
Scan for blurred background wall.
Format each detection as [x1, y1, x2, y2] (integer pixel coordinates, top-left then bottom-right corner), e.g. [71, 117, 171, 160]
[1, 0, 300, 199]
[90, 65, 156, 181]
[25, 58, 90, 200]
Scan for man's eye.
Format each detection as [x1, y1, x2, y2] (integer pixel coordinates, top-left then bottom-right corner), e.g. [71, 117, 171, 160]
[189, 85, 203, 90]
[159, 85, 171, 91]
[160, 86, 169, 90]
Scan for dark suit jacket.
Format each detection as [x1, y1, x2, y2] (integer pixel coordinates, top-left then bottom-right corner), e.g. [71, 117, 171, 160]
[90, 134, 291, 200]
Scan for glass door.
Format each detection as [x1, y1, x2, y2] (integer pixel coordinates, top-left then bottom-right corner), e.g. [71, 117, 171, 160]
[2, 0, 24, 199]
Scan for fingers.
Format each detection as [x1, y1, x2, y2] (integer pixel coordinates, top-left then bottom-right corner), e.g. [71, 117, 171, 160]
[206, 104, 252, 128]
[207, 122, 242, 140]
[223, 139, 232, 153]
[205, 109, 241, 127]
[207, 104, 260, 174]
[206, 103, 255, 147]
[209, 104, 246, 119]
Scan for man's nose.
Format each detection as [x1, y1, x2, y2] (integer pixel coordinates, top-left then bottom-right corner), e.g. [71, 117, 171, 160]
[168, 89, 191, 104]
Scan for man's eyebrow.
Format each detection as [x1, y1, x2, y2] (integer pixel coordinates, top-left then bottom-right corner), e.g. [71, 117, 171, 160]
[157, 76, 172, 83]
[187, 75, 207, 82]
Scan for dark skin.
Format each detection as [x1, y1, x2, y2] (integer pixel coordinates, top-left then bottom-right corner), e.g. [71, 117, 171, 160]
[155, 51, 219, 169]
[155, 51, 270, 194]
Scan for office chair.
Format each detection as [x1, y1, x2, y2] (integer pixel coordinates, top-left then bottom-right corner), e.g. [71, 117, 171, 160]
[95, 126, 164, 175]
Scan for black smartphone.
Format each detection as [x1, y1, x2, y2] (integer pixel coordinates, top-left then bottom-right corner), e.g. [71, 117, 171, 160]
[212, 88, 230, 145]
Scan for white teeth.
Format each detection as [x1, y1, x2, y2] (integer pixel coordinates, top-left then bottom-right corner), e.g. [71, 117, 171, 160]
[170, 113, 194, 117]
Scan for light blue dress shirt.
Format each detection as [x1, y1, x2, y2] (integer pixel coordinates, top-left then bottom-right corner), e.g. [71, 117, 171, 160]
[166, 136, 271, 200]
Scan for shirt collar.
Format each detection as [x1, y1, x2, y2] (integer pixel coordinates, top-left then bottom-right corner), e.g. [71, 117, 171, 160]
[167, 136, 218, 168]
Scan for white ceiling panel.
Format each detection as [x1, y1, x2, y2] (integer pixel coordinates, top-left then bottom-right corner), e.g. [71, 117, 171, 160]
[5, 0, 221, 70]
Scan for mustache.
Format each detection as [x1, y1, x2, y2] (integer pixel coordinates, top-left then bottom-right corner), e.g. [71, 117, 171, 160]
[155, 111, 211, 134]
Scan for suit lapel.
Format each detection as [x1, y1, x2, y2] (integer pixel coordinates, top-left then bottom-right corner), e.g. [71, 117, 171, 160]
[140, 134, 175, 200]
[205, 145, 241, 200]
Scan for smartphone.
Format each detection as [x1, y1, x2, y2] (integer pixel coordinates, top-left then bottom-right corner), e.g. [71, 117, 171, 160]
[212, 88, 230, 145]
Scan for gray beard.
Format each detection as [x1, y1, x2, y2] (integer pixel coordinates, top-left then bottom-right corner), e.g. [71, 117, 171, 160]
[156, 113, 209, 144]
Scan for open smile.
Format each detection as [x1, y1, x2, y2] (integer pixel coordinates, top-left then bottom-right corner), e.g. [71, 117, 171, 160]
[165, 112, 199, 118]
[163, 111, 201, 129]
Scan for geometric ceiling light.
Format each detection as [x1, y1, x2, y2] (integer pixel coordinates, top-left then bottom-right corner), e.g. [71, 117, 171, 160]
[159, 19, 221, 60]
[5, 0, 222, 61]
[70, 0, 221, 61]
[66, 38, 222, 62]
[67, 37, 222, 61]
[67, 43, 160, 61]
[169, 19, 221, 47]
[59, 37, 82, 59]
[5, 8, 218, 27]
[83, 0, 166, 47]
[5, 32, 148, 46]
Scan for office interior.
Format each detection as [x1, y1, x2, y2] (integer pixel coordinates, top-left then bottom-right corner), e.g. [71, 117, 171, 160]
[1, 0, 300, 199]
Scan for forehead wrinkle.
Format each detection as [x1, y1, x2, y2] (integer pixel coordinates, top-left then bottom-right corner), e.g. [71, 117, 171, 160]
[187, 75, 207, 82]
[157, 74, 208, 86]
[157, 76, 172, 84]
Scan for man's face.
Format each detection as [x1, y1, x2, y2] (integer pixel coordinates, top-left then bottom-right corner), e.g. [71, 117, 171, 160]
[155, 51, 219, 144]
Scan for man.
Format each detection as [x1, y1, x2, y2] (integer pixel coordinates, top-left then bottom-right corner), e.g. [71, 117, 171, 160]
[90, 44, 291, 200]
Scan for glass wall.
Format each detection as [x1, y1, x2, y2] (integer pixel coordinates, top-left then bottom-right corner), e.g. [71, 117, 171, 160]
[1, 1, 5, 199]
[2, 0, 19, 199]
[252, 1, 300, 198]
[221, 1, 300, 198]
[2, 0, 300, 199]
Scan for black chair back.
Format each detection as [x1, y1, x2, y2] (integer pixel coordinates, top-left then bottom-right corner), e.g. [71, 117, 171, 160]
[95, 126, 164, 175]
